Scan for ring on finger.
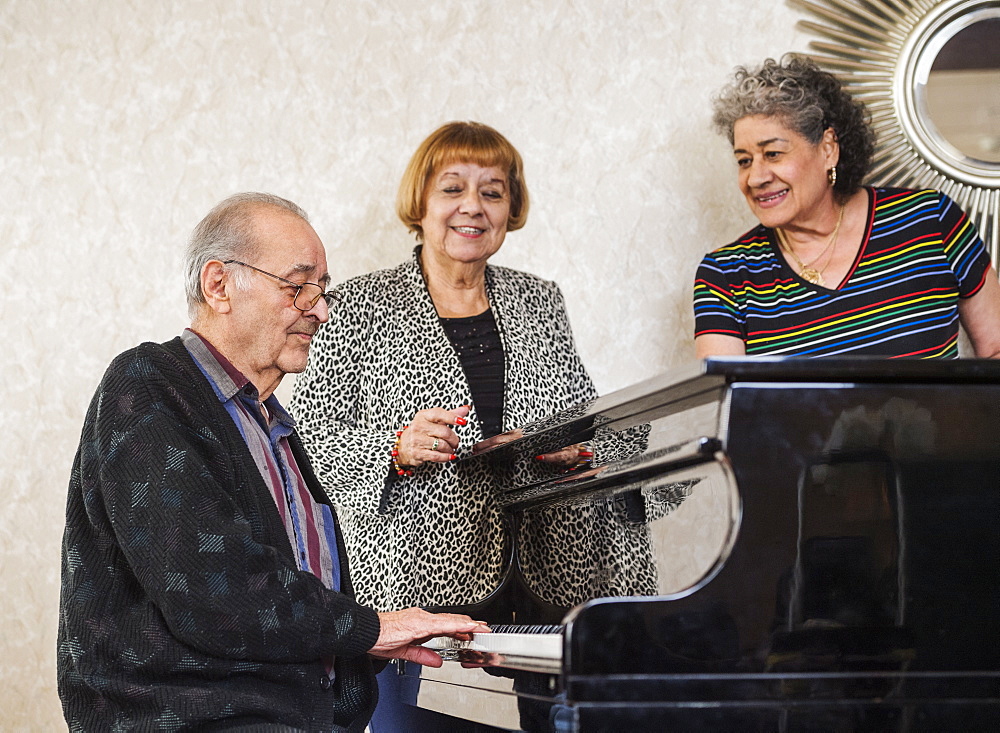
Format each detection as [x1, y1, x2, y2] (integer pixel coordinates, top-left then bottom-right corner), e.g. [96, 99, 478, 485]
[432, 437, 440, 451]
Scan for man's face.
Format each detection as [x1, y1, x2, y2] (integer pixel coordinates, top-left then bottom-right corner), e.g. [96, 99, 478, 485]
[227, 209, 330, 392]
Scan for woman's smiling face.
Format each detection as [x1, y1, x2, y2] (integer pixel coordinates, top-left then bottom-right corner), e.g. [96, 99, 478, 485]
[732, 114, 839, 231]
[419, 162, 510, 266]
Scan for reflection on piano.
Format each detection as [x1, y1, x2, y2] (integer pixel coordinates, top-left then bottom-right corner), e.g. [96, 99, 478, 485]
[399, 358, 1000, 731]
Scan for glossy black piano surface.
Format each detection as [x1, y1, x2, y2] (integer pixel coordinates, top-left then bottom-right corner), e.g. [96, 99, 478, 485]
[398, 358, 1000, 732]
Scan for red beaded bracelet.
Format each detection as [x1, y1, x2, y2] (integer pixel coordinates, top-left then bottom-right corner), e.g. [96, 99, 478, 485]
[391, 427, 414, 477]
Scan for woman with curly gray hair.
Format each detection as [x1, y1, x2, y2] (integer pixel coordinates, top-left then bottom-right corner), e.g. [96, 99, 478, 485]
[694, 55, 1000, 358]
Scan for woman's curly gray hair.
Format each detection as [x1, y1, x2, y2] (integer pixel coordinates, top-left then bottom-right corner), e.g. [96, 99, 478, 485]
[712, 54, 875, 201]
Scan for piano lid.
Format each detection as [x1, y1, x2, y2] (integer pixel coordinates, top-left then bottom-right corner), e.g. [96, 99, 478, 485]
[471, 357, 1000, 459]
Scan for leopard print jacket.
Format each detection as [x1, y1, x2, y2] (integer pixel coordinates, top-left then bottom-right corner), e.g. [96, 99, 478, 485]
[290, 247, 656, 612]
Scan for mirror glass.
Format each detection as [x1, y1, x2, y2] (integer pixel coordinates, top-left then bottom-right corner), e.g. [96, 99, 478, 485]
[922, 15, 1000, 164]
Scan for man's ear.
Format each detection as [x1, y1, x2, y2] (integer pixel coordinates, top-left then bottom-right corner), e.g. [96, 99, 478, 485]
[201, 260, 232, 314]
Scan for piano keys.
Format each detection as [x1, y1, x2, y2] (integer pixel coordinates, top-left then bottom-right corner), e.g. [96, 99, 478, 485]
[400, 357, 1000, 731]
[422, 624, 563, 673]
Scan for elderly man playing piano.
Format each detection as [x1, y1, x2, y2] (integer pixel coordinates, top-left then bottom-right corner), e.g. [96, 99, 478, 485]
[57, 192, 487, 732]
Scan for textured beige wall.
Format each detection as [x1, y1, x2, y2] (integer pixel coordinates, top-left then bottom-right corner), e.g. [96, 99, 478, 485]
[1, 1, 809, 727]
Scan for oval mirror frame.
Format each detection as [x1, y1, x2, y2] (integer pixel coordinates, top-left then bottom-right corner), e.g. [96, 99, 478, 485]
[792, 0, 1000, 266]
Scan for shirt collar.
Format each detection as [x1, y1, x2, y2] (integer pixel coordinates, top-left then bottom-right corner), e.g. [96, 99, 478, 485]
[182, 329, 295, 428]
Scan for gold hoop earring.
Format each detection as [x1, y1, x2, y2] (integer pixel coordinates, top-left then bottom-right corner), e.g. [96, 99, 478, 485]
[828, 166, 838, 188]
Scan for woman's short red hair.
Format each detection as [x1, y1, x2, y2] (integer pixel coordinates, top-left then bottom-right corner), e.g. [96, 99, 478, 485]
[396, 121, 530, 238]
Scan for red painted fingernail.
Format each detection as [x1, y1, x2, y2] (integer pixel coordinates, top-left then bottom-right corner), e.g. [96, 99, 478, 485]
[455, 417, 467, 426]
[535, 455, 545, 461]
[449, 454, 457, 461]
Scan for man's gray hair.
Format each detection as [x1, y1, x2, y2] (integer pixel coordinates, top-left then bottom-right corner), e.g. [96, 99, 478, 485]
[184, 192, 310, 318]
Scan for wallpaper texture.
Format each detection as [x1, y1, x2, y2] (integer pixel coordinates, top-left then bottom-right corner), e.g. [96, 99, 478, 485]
[1, 0, 808, 726]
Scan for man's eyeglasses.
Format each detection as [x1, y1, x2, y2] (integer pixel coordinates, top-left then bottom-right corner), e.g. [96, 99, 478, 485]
[223, 260, 340, 312]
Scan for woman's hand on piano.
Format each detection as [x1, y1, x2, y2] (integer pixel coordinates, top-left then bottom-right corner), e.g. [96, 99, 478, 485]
[369, 608, 490, 667]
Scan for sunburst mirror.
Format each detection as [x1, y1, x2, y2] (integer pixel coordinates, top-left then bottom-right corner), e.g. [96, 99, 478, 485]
[791, 0, 1000, 264]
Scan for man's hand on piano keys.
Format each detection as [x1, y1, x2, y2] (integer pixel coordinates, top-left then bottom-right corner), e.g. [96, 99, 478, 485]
[369, 608, 491, 667]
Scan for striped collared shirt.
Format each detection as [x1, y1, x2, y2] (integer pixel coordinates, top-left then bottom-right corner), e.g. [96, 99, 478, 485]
[181, 329, 341, 592]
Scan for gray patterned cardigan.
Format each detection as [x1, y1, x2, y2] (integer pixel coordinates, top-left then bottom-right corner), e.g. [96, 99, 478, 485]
[289, 247, 600, 612]
[58, 337, 380, 732]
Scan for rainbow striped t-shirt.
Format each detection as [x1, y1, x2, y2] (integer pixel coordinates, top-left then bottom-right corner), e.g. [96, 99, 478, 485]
[693, 188, 991, 358]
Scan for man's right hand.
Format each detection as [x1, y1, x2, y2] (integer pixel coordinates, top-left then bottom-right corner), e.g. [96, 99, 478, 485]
[369, 608, 490, 667]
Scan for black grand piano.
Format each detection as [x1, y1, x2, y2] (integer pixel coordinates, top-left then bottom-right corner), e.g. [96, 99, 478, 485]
[398, 358, 1000, 731]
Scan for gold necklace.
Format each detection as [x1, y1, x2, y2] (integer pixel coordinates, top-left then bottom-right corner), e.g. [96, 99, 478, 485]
[776, 204, 846, 287]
